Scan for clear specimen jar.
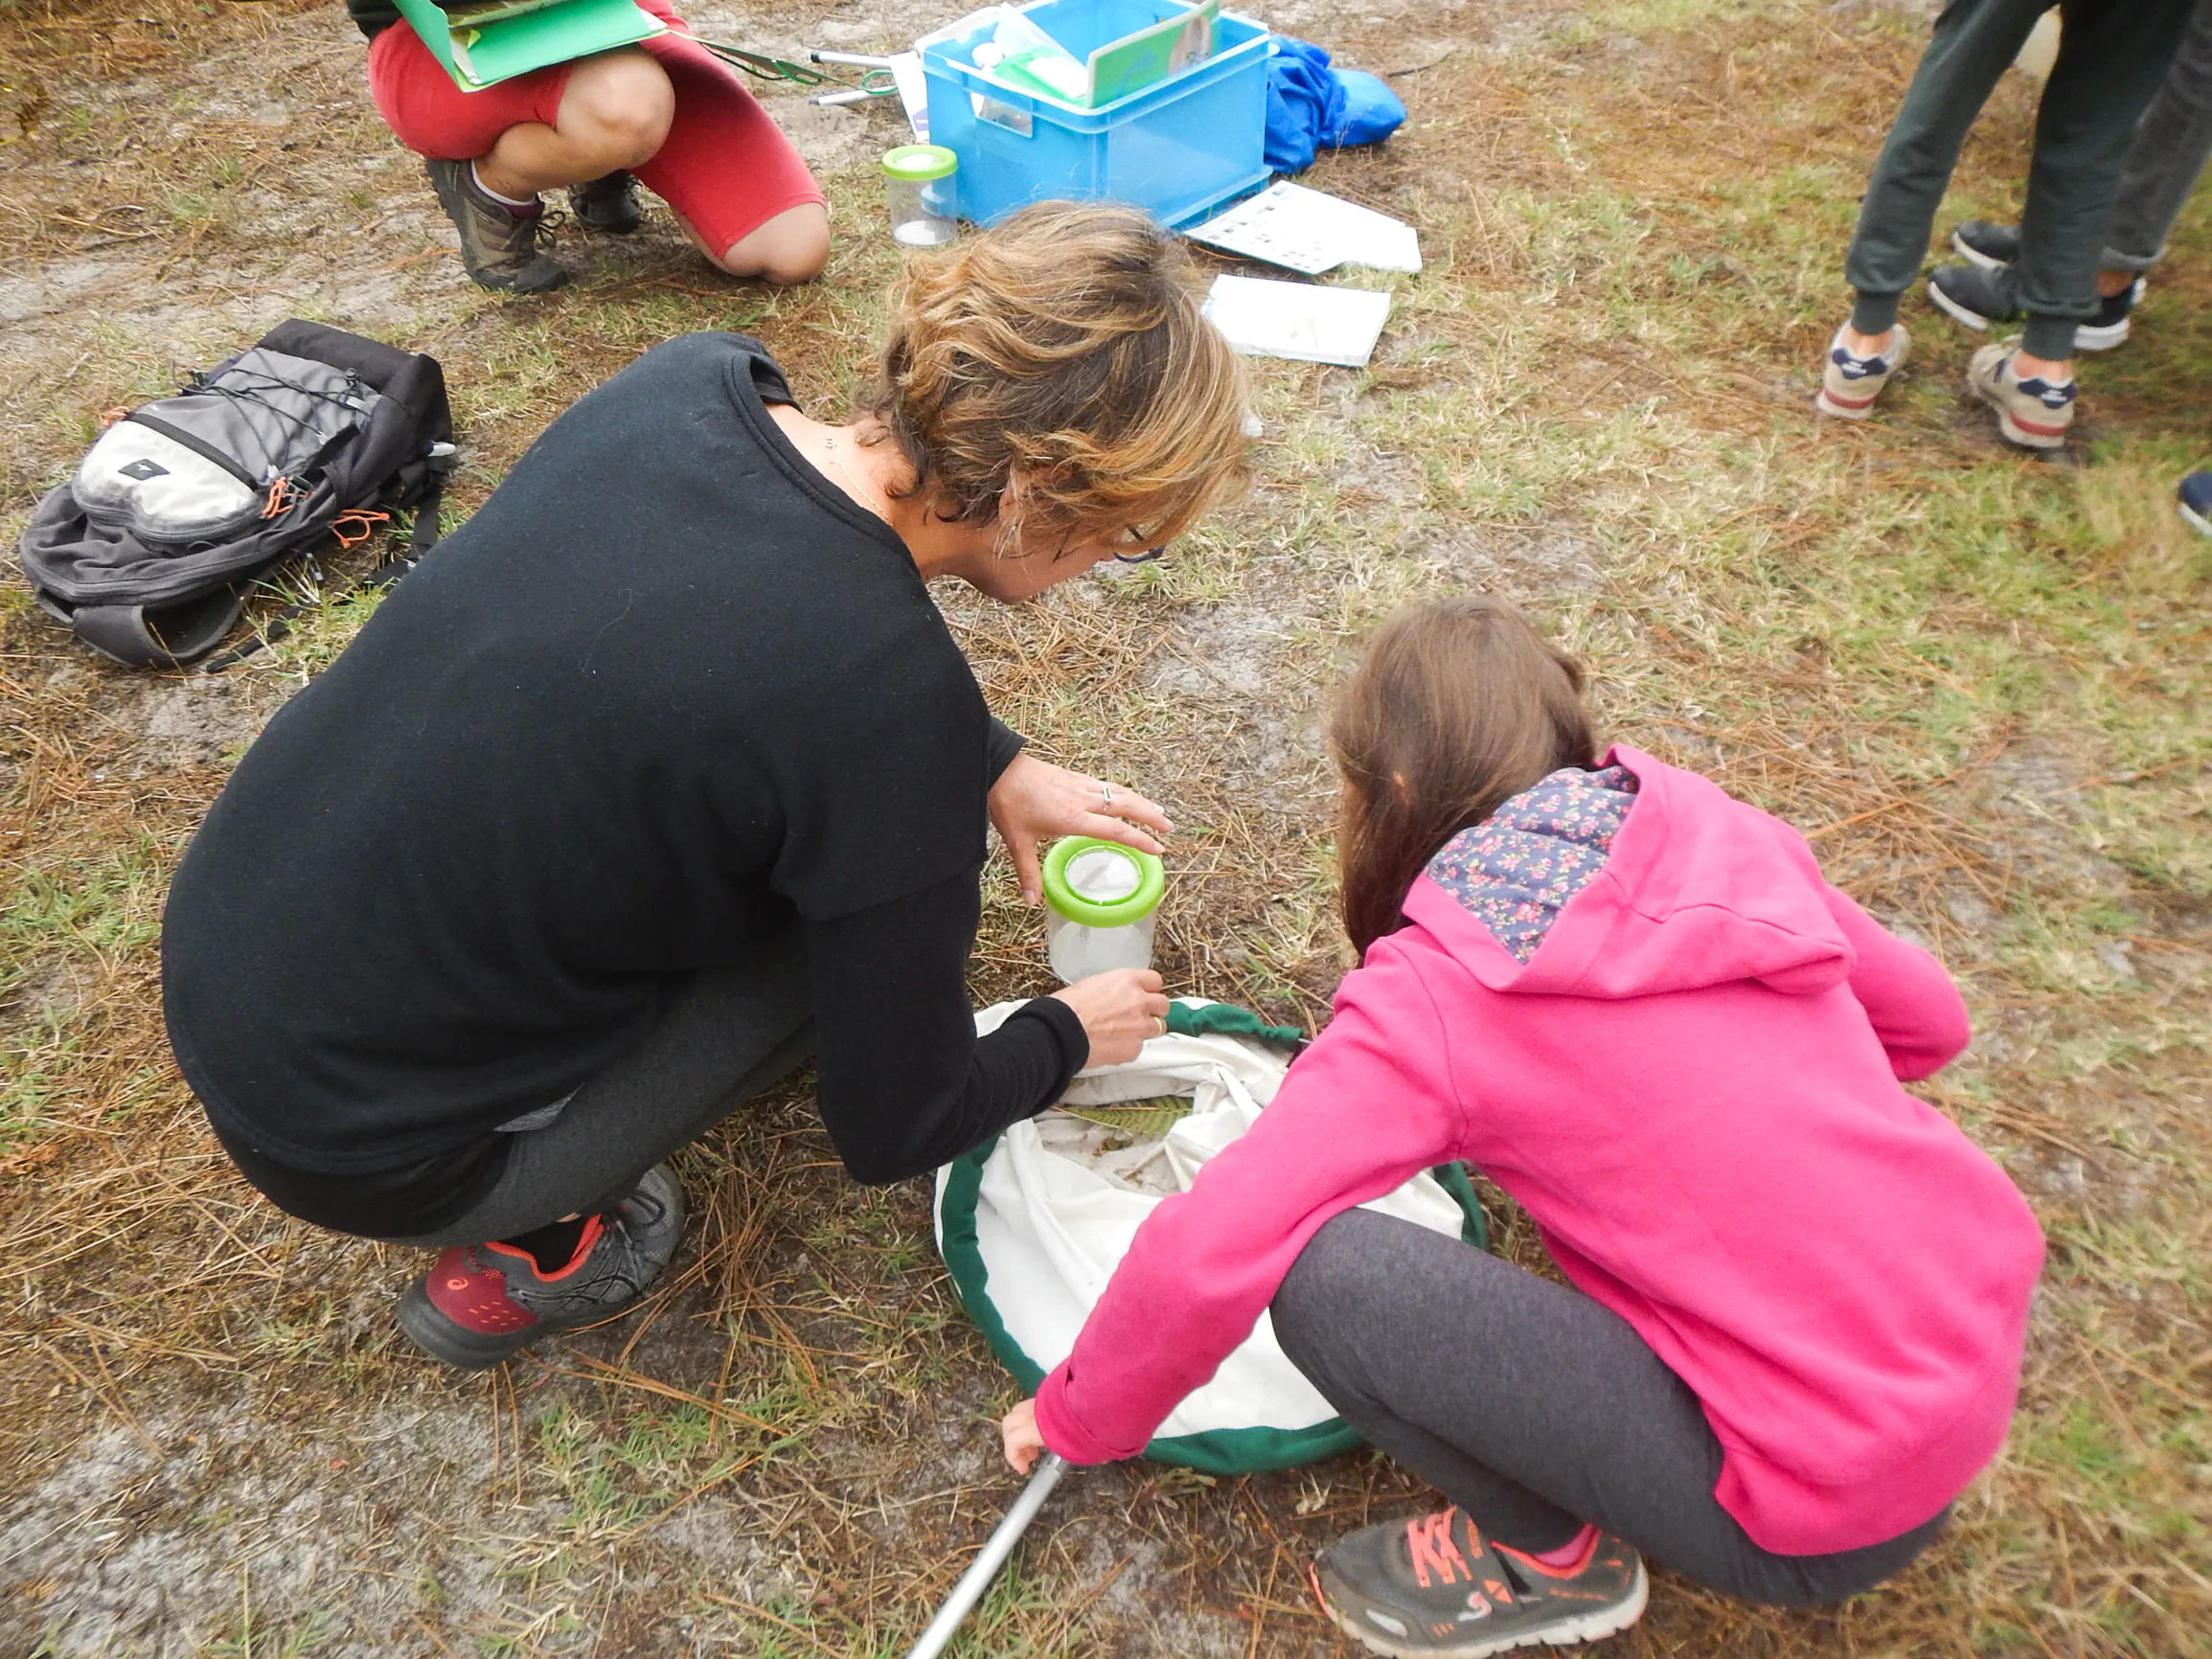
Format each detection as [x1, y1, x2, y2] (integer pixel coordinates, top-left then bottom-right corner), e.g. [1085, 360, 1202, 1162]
[882, 144, 958, 247]
[1041, 836, 1166, 986]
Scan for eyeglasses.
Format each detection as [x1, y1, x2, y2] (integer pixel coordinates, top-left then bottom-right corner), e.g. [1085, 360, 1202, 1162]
[1111, 543, 1167, 564]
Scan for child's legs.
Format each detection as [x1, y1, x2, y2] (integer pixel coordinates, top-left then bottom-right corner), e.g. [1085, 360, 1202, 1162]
[2095, 0, 2212, 273]
[392, 934, 815, 1247]
[1843, 0, 2052, 336]
[365, 23, 667, 191]
[631, 12, 830, 283]
[479, 49, 674, 197]
[2012, 0, 2201, 355]
[1270, 1208, 1945, 1609]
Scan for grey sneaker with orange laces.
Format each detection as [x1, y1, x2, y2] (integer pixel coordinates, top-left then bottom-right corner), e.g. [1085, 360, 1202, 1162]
[1311, 1505, 1647, 1657]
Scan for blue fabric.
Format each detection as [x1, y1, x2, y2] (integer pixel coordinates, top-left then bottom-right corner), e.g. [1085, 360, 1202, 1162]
[1265, 38, 1406, 173]
[1334, 68, 1406, 147]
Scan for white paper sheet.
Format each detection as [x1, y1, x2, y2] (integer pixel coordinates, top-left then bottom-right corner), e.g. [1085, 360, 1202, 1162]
[889, 51, 929, 139]
[1201, 274, 1393, 368]
[1185, 181, 1422, 276]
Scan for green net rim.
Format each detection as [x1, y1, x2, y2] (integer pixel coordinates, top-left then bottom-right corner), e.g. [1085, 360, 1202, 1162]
[939, 1133, 1490, 1473]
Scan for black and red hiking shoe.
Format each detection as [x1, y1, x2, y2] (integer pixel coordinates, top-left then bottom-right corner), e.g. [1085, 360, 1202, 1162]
[397, 1164, 686, 1370]
[1312, 1505, 1647, 1656]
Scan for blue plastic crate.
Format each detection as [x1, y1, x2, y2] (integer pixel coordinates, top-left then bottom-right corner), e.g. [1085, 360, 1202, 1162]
[921, 0, 1271, 229]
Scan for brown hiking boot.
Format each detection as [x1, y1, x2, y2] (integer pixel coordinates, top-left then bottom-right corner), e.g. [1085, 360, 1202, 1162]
[570, 170, 643, 235]
[424, 157, 568, 294]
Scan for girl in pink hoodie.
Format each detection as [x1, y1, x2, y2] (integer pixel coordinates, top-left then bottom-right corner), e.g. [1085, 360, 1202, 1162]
[1000, 598, 2043, 1657]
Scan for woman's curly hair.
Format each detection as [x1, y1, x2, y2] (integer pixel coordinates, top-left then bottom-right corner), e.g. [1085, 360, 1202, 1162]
[859, 201, 1250, 553]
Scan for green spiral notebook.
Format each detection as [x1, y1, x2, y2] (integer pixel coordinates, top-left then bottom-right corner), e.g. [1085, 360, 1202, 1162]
[393, 0, 664, 92]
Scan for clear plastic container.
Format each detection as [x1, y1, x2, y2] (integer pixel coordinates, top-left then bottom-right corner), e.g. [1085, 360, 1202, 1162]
[1049, 906, 1157, 982]
[881, 144, 959, 247]
[1041, 836, 1165, 986]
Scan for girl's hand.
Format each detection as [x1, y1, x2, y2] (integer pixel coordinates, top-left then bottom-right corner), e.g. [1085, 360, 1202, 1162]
[1051, 968, 1170, 1066]
[1001, 1397, 1047, 1474]
[988, 753, 1173, 905]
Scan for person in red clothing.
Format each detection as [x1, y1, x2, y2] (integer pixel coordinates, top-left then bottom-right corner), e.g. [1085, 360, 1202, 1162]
[1001, 598, 2044, 1655]
[345, 0, 829, 293]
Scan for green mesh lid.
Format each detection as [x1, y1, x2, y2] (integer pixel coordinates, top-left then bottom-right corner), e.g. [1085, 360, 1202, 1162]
[881, 144, 958, 182]
[1041, 836, 1165, 926]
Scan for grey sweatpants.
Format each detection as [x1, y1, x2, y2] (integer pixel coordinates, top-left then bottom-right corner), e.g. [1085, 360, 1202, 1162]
[2105, 0, 2212, 272]
[392, 930, 815, 1248]
[1844, 0, 2200, 358]
[1270, 1209, 1948, 1609]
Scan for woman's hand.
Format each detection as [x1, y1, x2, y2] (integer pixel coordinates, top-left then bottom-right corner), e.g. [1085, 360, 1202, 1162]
[1052, 968, 1171, 1067]
[988, 753, 1173, 905]
[1001, 1397, 1047, 1475]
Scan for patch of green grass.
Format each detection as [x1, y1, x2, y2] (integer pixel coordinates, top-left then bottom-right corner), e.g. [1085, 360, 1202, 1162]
[203, 1582, 333, 1659]
[0, 837, 170, 1002]
[161, 187, 212, 226]
[1585, 0, 1766, 34]
[0, 830, 179, 1144]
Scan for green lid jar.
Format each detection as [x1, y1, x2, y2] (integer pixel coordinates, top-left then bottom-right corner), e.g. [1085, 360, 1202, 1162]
[1041, 837, 1164, 984]
[1041, 836, 1165, 925]
[882, 144, 958, 247]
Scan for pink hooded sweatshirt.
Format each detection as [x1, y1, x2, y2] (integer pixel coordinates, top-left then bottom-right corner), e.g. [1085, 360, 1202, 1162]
[1034, 747, 2043, 1556]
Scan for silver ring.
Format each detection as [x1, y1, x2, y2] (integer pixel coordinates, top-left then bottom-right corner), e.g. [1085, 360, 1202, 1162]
[1100, 784, 1113, 807]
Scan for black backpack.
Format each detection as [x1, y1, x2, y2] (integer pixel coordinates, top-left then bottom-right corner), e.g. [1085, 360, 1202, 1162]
[17, 320, 454, 669]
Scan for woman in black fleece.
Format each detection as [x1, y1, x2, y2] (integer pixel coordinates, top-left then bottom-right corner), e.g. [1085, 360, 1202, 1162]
[161, 203, 1251, 1369]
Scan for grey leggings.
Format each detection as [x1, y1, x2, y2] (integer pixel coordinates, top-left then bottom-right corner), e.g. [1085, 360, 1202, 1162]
[1270, 1209, 1947, 1608]
[2105, 0, 2212, 272]
[392, 931, 814, 1248]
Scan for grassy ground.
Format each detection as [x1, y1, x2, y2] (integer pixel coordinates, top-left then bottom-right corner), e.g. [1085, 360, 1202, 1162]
[2, 0, 2207, 1652]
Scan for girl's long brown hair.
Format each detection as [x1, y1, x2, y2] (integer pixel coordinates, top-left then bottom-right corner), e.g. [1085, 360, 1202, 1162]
[1330, 598, 1599, 957]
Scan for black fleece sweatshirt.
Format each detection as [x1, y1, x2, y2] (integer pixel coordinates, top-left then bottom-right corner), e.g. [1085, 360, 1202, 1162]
[163, 333, 1084, 1230]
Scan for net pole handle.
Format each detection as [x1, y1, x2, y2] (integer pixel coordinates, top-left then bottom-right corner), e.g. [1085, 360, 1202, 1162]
[903, 1453, 1069, 1659]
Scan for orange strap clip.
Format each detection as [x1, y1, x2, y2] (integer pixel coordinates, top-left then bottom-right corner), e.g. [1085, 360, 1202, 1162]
[261, 475, 298, 520]
[331, 509, 391, 548]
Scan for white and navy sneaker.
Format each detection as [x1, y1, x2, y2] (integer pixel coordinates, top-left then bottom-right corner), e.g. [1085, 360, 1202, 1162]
[1967, 340, 2076, 450]
[1815, 323, 1909, 420]
[1311, 1506, 1647, 1657]
[1928, 259, 2141, 352]
[2179, 471, 2212, 538]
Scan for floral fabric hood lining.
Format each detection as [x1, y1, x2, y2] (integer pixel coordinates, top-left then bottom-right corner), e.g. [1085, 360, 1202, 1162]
[1423, 765, 1639, 964]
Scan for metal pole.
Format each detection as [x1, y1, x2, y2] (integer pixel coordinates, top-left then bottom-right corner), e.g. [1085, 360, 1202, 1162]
[903, 1454, 1068, 1659]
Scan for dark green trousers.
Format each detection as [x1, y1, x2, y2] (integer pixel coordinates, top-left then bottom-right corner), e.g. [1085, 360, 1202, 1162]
[1847, 0, 2198, 358]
